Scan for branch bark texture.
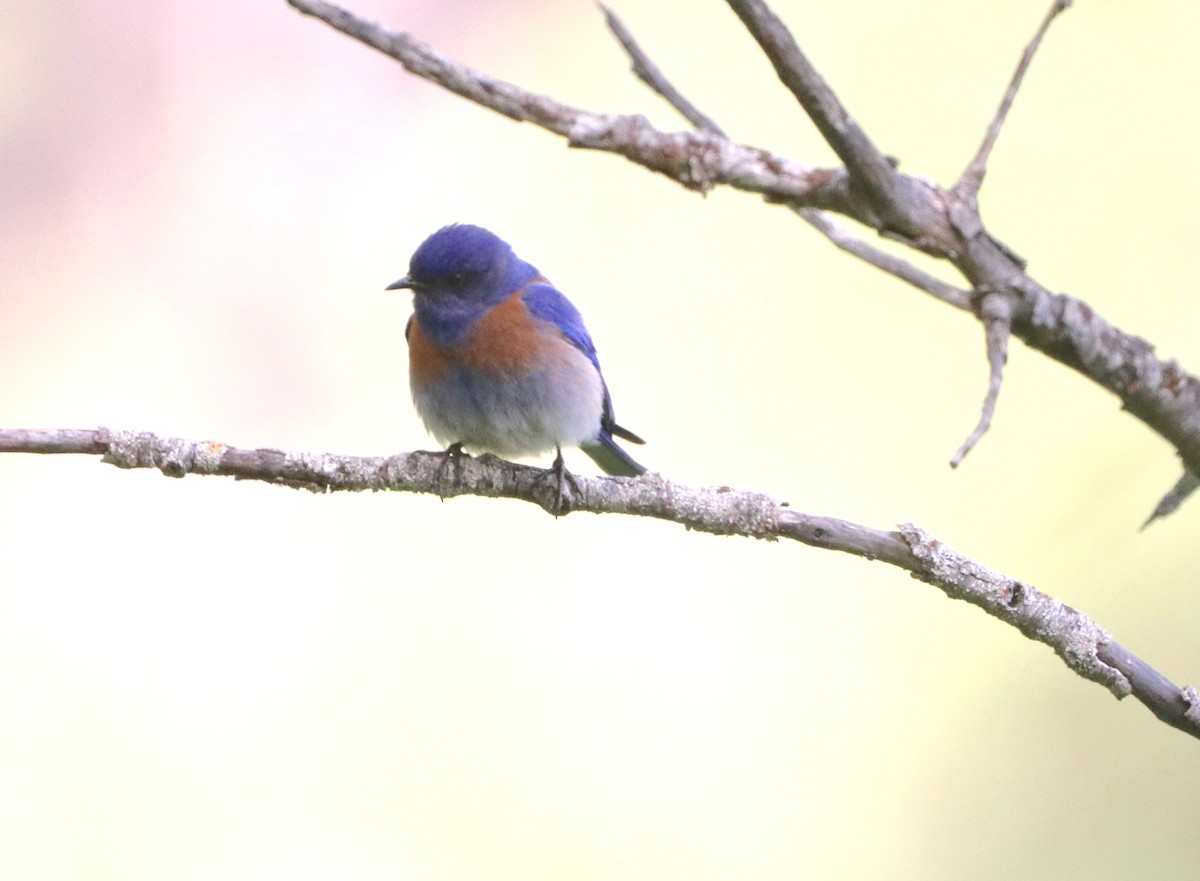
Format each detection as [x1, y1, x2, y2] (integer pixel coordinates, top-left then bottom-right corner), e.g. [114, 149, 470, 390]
[3, 427, 1199, 739]
[285, 0, 1200, 515]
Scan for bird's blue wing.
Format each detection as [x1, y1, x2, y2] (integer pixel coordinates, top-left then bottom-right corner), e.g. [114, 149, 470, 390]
[521, 280, 602, 372]
[522, 278, 646, 449]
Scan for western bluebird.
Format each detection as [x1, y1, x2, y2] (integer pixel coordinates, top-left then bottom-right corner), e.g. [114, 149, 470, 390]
[385, 224, 646, 478]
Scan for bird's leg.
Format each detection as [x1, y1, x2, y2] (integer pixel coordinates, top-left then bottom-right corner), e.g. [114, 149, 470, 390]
[545, 446, 583, 516]
[434, 442, 468, 499]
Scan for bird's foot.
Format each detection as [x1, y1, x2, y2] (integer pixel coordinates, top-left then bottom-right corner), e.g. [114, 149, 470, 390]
[538, 447, 583, 517]
[434, 442, 469, 499]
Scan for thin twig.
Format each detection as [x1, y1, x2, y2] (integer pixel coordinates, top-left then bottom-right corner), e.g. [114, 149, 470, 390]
[599, 4, 971, 310]
[286, 0, 1200, 520]
[598, 4, 727, 137]
[951, 290, 1014, 466]
[283, 0, 867, 217]
[956, 0, 1073, 199]
[793, 207, 971, 310]
[3, 426, 1199, 737]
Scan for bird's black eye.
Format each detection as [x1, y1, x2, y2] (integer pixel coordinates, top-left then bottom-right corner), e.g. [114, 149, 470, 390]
[447, 271, 467, 285]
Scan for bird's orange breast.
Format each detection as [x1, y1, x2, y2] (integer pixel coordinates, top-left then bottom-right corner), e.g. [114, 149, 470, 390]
[463, 292, 550, 375]
[406, 315, 456, 384]
[408, 292, 554, 382]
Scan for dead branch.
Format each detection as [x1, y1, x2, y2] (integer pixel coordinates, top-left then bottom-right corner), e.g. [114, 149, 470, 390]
[284, 0, 1200, 518]
[2, 426, 1198, 738]
[598, 5, 972, 310]
[956, 0, 1074, 200]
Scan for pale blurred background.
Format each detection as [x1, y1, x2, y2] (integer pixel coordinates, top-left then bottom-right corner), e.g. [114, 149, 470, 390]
[1, 1, 1198, 878]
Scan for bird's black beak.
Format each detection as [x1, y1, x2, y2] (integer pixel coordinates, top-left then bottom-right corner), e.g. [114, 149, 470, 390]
[385, 276, 414, 291]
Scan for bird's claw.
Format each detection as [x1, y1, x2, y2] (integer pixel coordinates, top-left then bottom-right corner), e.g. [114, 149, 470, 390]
[434, 442, 468, 498]
[541, 447, 583, 516]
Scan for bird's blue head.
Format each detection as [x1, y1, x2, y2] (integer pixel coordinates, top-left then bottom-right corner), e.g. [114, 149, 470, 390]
[386, 224, 531, 306]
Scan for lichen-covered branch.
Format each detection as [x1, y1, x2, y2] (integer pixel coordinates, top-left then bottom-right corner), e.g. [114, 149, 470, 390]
[285, 0, 1200, 517]
[598, 4, 972, 312]
[283, 0, 870, 220]
[720, 0, 1200, 505]
[2, 426, 1198, 738]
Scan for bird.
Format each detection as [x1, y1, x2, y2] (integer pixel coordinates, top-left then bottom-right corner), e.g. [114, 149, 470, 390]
[385, 223, 646, 479]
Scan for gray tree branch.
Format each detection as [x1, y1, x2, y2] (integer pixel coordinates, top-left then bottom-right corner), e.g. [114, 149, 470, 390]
[955, 0, 1074, 200]
[285, 0, 1200, 517]
[951, 289, 1013, 467]
[598, 5, 972, 311]
[2, 427, 1198, 739]
[723, 0, 944, 240]
[599, 3, 728, 138]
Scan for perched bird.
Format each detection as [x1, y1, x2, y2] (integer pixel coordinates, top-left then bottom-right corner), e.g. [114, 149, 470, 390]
[386, 224, 646, 478]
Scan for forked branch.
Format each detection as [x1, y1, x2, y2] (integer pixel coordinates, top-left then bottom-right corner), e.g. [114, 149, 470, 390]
[285, 0, 1200, 518]
[598, 5, 972, 310]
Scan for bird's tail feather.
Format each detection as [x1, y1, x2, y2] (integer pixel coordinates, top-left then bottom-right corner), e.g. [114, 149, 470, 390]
[581, 434, 646, 477]
[609, 421, 645, 445]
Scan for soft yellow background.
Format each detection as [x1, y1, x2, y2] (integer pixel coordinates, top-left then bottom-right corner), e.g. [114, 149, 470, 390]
[1, 1, 1198, 878]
